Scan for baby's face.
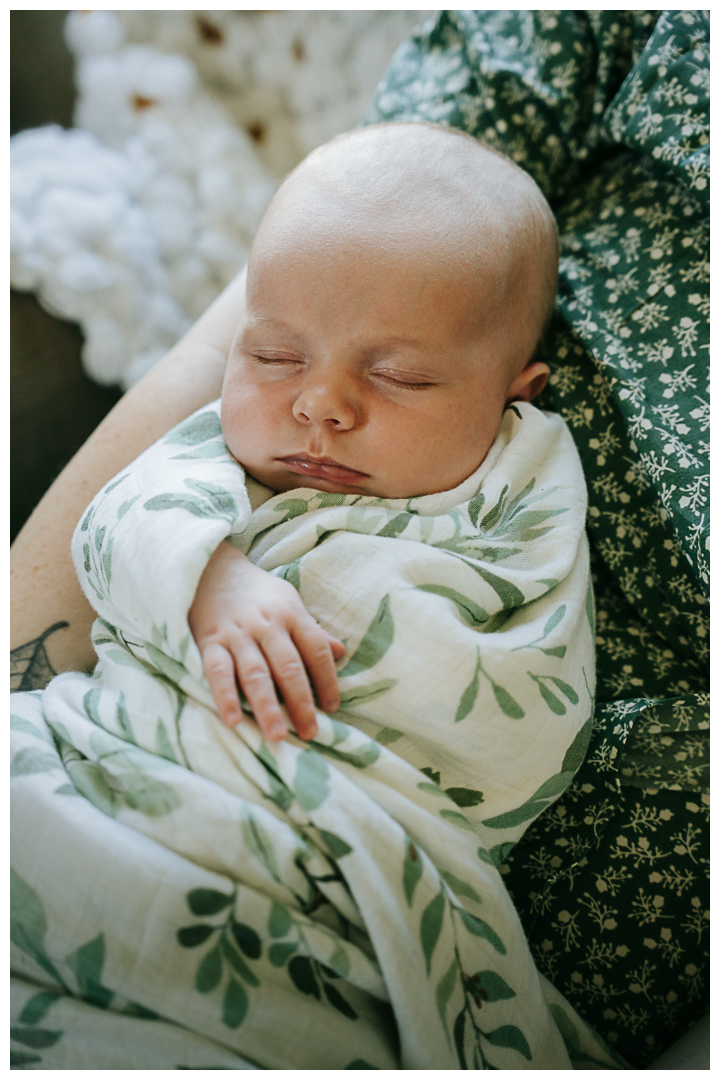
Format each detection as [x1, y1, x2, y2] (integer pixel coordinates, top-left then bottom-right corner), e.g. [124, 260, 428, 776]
[222, 227, 531, 500]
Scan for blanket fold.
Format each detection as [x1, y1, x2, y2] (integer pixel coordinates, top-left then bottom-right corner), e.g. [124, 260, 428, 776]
[11, 400, 625, 1069]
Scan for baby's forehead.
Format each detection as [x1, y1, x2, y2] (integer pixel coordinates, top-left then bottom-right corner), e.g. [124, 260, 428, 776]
[250, 124, 558, 354]
[264, 126, 548, 260]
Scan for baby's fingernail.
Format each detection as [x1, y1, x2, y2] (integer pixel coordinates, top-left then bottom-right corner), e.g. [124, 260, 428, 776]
[268, 722, 287, 741]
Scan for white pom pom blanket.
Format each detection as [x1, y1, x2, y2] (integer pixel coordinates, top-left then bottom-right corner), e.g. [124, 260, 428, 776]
[10, 11, 426, 388]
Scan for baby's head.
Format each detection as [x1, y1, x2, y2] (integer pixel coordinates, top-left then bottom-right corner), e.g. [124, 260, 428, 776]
[222, 122, 558, 499]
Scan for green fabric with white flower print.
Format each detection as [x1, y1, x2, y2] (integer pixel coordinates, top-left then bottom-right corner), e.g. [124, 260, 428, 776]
[364, 8, 708, 1067]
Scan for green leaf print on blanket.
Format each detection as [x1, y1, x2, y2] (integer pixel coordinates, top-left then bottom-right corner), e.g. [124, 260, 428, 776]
[455, 650, 525, 722]
[340, 594, 394, 677]
[45, 397, 609, 1067]
[10, 745, 62, 777]
[420, 889, 445, 973]
[164, 409, 229, 461]
[402, 836, 423, 906]
[467, 970, 516, 1002]
[415, 584, 489, 627]
[11, 1026, 62, 1049]
[454, 655, 481, 723]
[313, 740, 381, 772]
[432, 895, 534, 1069]
[288, 956, 359, 1020]
[51, 706, 182, 820]
[18, 991, 62, 1026]
[462, 658, 581, 840]
[145, 479, 239, 522]
[528, 671, 580, 715]
[262, 900, 359, 1021]
[560, 717, 593, 773]
[394, 835, 536, 1066]
[11, 1004, 65, 1072]
[445, 788, 484, 808]
[453, 1001, 531, 1069]
[66, 934, 113, 1009]
[177, 887, 262, 1029]
[80, 487, 143, 600]
[11, 870, 68, 991]
[339, 679, 397, 708]
[164, 409, 223, 446]
[317, 829, 353, 860]
[293, 751, 331, 811]
[10, 869, 120, 1048]
[512, 604, 568, 657]
[482, 772, 576, 830]
[241, 810, 286, 882]
[419, 768, 484, 810]
[376, 511, 414, 539]
[478, 721, 593, 852]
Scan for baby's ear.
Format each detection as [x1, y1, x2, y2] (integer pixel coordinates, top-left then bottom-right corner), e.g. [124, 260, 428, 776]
[507, 361, 550, 404]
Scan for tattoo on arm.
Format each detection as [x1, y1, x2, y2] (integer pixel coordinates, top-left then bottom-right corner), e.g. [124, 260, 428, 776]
[10, 622, 69, 692]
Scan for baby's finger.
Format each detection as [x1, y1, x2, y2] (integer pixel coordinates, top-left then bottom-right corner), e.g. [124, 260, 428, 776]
[235, 641, 288, 742]
[201, 641, 245, 728]
[293, 622, 342, 716]
[262, 634, 319, 741]
[328, 635, 346, 661]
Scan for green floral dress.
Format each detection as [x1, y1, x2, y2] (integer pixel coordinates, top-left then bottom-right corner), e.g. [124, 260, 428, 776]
[364, 9, 709, 1067]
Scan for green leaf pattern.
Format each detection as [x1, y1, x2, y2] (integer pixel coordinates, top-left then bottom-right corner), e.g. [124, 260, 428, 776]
[11, 391, 614, 1068]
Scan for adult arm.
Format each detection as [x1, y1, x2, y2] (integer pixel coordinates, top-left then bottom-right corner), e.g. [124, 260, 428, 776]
[10, 265, 247, 684]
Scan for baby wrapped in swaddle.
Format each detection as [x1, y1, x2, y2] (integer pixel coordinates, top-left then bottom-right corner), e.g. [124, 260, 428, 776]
[12, 125, 620, 1070]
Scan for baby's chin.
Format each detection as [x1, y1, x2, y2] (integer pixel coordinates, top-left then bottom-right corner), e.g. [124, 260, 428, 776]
[277, 475, 373, 496]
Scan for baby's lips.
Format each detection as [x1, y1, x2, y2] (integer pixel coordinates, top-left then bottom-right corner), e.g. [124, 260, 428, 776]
[279, 455, 370, 485]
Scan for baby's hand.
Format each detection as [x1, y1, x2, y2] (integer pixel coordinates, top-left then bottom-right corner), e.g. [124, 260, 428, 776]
[188, 541, 345, 742]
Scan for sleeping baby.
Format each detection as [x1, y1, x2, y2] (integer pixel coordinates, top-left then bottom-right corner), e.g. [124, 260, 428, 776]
[187, 121, 561, 742]
[59, 118, 593, 838]
[13, 122, 608, 1069]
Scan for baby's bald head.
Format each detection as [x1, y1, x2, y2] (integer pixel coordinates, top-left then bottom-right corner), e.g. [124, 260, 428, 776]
[250, 122, 558, 376]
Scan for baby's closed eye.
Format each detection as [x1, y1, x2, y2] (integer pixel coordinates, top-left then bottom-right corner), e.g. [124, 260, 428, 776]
[371, 368, 437, 390]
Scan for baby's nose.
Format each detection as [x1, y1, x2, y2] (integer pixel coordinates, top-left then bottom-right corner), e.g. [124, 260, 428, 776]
[292, 381, 355, 429]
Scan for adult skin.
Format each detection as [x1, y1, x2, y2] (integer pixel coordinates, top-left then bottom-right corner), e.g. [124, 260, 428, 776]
[10, 266, 247, 684]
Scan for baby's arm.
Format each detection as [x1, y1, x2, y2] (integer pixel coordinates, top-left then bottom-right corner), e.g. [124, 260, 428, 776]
[71, 398, 343, 744]
[12, 267, 246, 681]
[189, 541, 344, 741]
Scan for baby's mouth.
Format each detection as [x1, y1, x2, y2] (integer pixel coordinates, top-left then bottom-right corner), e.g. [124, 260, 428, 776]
[277, 454, 370, 484]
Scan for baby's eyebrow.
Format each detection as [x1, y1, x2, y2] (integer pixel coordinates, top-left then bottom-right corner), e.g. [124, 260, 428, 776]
[366, 336, 428, 353]
[243, 315, 297, 332]
[242, 322, 430, 355]
[240, 317, 308, 346]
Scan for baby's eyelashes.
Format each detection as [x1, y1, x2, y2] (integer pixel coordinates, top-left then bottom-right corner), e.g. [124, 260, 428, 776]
[249, 355, 436, 390]
[253, 355, 304, 365]
[371, 370, 436, 390]
[250, 355, 307, 376]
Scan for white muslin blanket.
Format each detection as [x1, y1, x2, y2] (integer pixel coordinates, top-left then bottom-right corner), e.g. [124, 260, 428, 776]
[10, 400, 625, 1069]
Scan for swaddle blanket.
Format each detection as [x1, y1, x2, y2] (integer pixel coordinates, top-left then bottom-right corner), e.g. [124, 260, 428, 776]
[11, 401, 624, 1069]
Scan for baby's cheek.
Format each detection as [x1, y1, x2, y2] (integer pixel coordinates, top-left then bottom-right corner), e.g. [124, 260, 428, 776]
[222, 389, 286, 473]
[221, 397, 257, 464]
